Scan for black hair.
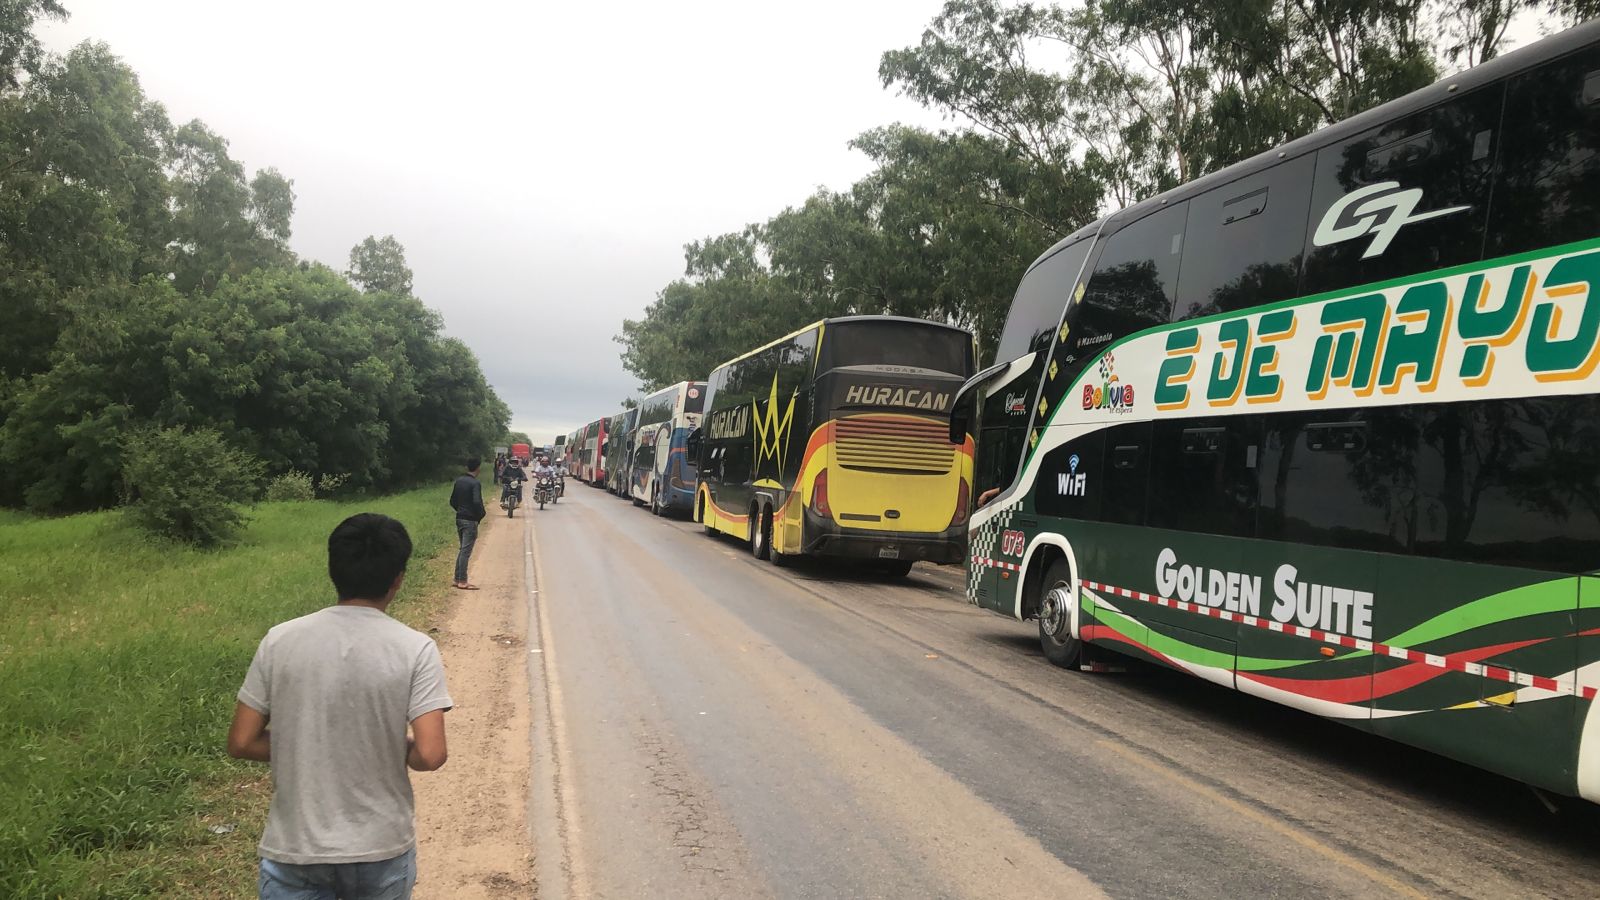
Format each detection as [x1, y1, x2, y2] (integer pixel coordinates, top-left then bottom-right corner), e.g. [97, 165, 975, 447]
[465, 456, 481, 471]
[328, 513, 413, 601]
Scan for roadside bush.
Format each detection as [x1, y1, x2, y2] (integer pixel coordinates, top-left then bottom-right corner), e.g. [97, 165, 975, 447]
[123, 428, 264, 547]
[264, 471, 315, 502]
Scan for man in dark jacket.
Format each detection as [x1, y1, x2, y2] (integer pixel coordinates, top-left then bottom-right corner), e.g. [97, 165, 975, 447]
[449, 458, 486, 590]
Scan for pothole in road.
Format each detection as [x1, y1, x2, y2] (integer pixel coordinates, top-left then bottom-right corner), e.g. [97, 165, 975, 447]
[489, 633, 524, 648]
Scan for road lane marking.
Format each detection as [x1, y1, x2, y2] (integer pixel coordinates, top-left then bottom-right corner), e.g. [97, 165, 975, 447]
[1097, 740, 1429, 899]
[525, 511, 593, 899]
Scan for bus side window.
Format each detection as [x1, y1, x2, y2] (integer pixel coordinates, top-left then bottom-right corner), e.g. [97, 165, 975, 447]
[1408, 397, 1600, 573]
[995, 236, 1095, 364]
[977, 384, 1029, 496]
[1076, 202, 1187, 346]
[1099, 421, 1151, 526]
[1033, 432, 1104, 521]
[1257, 410, 1401, 553]
[1148, 418, 1260, 538]
[1172, 154, 1314, 321]
[1489, 44, 1600, 256]
[1301, 85, 1502, 295]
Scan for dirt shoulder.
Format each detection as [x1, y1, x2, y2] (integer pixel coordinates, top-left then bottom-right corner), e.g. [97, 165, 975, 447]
[412, 513, 537, 898]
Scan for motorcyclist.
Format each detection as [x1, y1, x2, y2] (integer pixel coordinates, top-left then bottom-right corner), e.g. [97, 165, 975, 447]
[533, 456, 557, 481]
[532, 456, 559, 501]
[500, 456, 528, 507]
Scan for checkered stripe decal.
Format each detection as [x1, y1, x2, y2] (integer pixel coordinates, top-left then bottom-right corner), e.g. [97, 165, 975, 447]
[965, 504, 1020, 605]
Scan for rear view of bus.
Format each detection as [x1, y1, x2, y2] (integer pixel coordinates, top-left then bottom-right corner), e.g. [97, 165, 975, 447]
[696, 315, 975, 574]
[806, 318, 975, 568]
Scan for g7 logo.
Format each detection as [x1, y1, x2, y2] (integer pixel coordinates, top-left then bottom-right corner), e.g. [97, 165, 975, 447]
[1001, 530, 1026, 557]
[1312, 182, 1470, 259]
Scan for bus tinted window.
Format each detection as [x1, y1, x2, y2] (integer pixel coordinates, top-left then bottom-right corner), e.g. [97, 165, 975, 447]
[996, 237, 1094, 362]
[1408, 398, 1600, 573]
[1075, 202, 1187, 346]
[778, 328, 819, 395]
[1173, 156, 1313, 321]
[1257, 410, 1401, 554]
[684, 383, 706, 415]
[1148, 417, 1260, 538]
[1059, 204, 1186, 392]
[1098, 421, 1151, 526]
[1489, 44, 1600, 256]
[820, 321, 970, 375]
[1302, 88, 1501, 296]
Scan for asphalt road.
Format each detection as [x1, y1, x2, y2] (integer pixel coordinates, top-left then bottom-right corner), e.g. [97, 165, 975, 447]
[520, 485, 1600, 900]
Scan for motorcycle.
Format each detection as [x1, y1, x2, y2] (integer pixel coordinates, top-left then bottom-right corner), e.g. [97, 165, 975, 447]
[534, 474, 556, 510]
[501, 477, 523, 517]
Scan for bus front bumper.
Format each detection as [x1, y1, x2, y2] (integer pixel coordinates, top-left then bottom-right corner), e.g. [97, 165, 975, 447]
[800, 508, 966, 564]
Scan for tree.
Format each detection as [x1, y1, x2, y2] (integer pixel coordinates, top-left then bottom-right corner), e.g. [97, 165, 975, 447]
[347, 234, 414, 295]
[617, 228, 817, 391]
[0, 42, 173, 383]
[169, 120, 293, 294]
[0, 0, 66, 89]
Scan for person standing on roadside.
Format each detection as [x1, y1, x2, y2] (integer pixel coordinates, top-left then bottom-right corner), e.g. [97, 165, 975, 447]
[449, 457, 486, 591]
[227, 513, 452, 900]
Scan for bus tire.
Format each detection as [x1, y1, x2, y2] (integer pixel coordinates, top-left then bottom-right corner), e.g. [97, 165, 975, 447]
[651, 487, 664, 517]
[1038, 559, 1081, 669]
[751, 505, 771, 560]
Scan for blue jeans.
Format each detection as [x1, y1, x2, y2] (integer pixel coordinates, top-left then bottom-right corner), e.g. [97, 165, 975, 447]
[455, 518, 478, 584]
[259, 847, 416, 899]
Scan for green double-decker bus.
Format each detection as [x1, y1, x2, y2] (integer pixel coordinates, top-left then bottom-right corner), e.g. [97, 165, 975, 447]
[956, 20, 1600, 800]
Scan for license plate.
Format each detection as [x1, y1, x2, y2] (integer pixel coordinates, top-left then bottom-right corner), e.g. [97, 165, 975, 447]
[878, 546, 900, 559]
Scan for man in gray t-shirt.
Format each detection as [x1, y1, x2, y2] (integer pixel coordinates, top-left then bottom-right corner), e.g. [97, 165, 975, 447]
[229, 513, 452, 899]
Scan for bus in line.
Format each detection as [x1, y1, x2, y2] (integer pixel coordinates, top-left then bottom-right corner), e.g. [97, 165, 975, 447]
[693, 315, 977, 575]
[627, 381, 707, 516]
[604, 408, 638, 496]
[571, 417, 605, 486]
[952, 20, 1600, 800]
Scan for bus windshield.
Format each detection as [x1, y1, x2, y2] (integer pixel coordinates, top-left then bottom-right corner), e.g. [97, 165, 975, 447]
[820, 321, 971, 375]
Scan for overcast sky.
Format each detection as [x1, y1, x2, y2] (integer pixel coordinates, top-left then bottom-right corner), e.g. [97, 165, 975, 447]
[40, 0, 950, 442]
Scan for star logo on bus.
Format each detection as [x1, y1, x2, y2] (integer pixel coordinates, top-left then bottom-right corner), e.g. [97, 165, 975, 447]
[1059, 321, 1071, 343]
[1048, 359, 1059, 381]
[753, 373, 798, 474]
[1037, 395, 1048, 416]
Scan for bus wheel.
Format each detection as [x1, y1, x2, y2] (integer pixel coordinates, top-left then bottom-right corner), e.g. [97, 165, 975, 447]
[1038, 559, 1081, 668]
[750, 506, 771, 560]
[651, 487, 664, 517]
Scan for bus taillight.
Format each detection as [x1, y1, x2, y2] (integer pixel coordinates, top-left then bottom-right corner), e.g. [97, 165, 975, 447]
[812, 468, 833, 519]
[950, 477, 970, 529]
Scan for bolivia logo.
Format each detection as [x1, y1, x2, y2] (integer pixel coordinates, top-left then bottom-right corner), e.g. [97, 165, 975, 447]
[1083, 350, 1135, 412]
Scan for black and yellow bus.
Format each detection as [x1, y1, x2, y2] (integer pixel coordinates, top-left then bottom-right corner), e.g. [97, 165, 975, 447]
[693, 316, 976, 574]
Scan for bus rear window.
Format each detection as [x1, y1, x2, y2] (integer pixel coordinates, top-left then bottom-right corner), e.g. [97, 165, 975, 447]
[821, 321, 972, 376]
[684, 384, 705, 414]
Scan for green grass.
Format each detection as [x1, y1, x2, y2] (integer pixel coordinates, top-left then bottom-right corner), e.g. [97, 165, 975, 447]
[0, 485, 462, 898]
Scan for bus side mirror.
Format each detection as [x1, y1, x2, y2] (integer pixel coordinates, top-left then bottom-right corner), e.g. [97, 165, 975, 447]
[947, 354, 1034, 443]
[686, 428, 703, 458]
[948, 407, 970, 445]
